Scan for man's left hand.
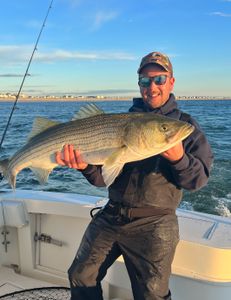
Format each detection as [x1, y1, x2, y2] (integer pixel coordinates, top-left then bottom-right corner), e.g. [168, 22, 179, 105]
[161, 142, 184, 162]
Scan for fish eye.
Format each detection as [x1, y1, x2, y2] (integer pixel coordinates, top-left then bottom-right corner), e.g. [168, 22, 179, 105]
[161, 124, 168, 131]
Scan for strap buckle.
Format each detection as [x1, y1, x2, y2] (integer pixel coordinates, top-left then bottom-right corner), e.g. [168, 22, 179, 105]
[120, 207, 132, 219]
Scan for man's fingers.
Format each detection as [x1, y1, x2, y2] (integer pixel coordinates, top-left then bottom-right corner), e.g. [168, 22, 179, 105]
[69, 145, 78, 168]
[75, 150, 88, 170]
[63, 144, 71, 167]
[56, 145, 87, 170]
[55, 151, 66, 166]
[161, 142, 184, 162]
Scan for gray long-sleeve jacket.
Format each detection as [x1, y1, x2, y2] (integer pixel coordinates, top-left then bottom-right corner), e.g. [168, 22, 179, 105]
[81, 94, 213, 209]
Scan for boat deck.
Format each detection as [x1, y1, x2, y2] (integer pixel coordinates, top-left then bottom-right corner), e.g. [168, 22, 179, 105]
[0, 266, 61, 297]
[0, 190, 231, 300]
[0, 266, 124, 300]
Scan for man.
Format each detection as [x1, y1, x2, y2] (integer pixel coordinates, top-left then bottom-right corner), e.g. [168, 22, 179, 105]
[56, 51, 213, 300]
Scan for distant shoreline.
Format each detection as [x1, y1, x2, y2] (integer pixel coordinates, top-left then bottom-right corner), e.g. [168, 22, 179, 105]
[0, 97, 131, 102]
[0, 96, 230, 102]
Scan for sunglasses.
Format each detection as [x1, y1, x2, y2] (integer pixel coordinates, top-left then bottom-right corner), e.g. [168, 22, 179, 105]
[138, 75, 169, 87]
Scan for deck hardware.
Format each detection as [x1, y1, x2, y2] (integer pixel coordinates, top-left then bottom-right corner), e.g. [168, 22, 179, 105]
[11, 263, 20, 273]
[1, 201, 10, 252]
[203, 222, 218, 240]
[34, 232, 63, 247]
[1, 228, 10, 252]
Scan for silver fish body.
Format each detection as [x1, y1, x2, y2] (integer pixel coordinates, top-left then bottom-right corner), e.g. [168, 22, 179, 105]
[0, 104, 194, 189]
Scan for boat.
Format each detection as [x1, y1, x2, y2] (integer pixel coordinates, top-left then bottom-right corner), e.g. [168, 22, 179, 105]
[0, 189, 230, 300]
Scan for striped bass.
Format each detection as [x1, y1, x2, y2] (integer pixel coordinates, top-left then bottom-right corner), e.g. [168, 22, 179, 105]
[0, 104, 194, 189]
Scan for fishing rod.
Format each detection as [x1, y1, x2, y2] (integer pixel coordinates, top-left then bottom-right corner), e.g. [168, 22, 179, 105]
[0, 0, 54, 150]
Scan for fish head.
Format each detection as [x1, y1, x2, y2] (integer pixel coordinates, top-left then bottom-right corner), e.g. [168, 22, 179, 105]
[124, 114, 195, 156]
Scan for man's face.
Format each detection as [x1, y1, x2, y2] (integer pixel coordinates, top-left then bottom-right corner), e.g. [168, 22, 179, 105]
[139, 64, 175, 109]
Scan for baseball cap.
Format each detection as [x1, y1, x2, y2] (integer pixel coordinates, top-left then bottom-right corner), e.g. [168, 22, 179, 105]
[137, 51, 173, 75]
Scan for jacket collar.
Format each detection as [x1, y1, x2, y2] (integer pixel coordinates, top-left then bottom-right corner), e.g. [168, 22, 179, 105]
[129, 93, 178, 115]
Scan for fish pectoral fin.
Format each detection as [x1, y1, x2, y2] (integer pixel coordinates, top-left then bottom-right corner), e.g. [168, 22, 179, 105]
[102, 164, 124, 187]
[30, 167, 53, 185]
[27, 117, 61, 141]
[102, 147, 127, 187]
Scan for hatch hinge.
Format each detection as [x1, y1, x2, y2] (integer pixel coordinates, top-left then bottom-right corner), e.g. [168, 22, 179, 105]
[34, 232, 63, 247]
[1, 227, 10, 252]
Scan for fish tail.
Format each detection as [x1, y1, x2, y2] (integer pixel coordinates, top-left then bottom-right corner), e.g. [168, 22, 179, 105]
[0, 159, 9, 178]
[0, 159, 16, 190]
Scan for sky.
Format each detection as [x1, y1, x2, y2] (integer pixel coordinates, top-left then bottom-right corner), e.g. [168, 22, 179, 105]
[0, 0, 230, 97]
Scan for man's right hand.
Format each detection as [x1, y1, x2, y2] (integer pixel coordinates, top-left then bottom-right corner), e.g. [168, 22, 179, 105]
[56, 144, 88, 170]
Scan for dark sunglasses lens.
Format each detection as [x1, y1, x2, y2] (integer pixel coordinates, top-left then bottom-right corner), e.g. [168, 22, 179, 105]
[139, 77, 151, 87]
[154, 75, 167, 85]
[139, 75, 167, 87]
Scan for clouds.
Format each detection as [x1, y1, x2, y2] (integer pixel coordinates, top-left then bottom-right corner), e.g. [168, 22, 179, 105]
[75, 88, 138, 95]
[0, 74, 28, 77]
[90, 10, 118, 31]
[210, 11, 231, 17]
[0, 45, 135, 66]
[62, 0, 119, 31]
[209, 0, 231, 17]
[0, 45, 34, 66]
[210, 0, 231, 17]
[36, 49, 135, 62]
[1, 0, 230, 97]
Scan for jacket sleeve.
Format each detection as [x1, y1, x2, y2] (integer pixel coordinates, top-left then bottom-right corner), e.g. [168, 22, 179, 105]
[169, 118, 213, 191]
[81, 164, 106, 187]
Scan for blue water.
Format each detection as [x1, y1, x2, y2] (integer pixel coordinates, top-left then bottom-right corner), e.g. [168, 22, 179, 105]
[0, 100, 230, 217]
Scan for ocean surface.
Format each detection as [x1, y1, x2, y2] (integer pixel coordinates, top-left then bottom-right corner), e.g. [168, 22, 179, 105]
[0, 100, 230, 217]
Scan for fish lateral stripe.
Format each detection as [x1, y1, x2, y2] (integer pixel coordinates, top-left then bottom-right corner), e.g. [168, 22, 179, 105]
[1, 107, 194, 189]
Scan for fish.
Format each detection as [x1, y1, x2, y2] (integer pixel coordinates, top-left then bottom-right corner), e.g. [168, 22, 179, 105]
[0, 103, 194, 189]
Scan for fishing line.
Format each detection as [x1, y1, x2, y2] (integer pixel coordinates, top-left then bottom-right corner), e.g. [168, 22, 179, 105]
[0, 0, 54, 150]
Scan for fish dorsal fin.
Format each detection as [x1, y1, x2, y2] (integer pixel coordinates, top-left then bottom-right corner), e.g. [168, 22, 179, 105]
[72, 103, 105, 120]
[27, 117, 61, 141]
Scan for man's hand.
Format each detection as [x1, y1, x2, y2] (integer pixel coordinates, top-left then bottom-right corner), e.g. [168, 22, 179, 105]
[56, 144, 88, 170]
[161, 142, 184, 162]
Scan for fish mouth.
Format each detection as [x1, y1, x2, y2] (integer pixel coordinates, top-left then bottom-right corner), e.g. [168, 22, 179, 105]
[167, 123, 195, 144]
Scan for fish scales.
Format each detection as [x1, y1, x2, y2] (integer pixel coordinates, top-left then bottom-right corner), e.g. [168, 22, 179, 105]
[8, 113, 129, 171]
[0, 104, 195, 189]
